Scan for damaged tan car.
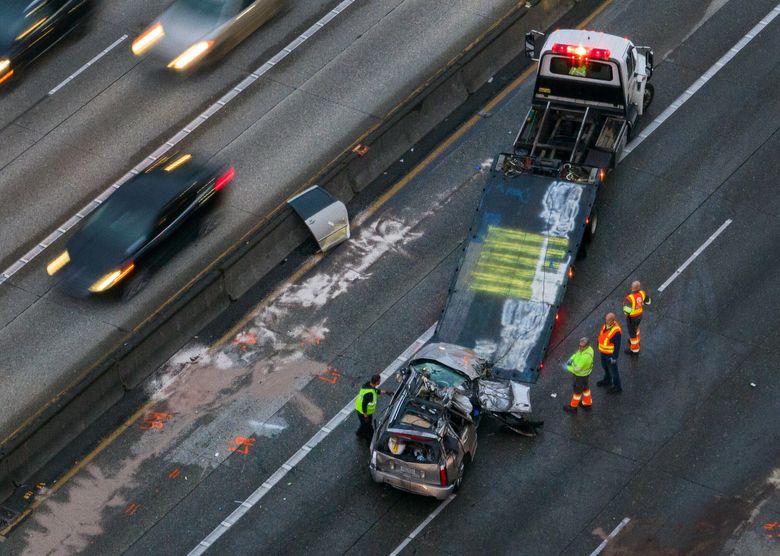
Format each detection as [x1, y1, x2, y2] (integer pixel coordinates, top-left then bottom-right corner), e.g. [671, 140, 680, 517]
[369, 343, 541, 499]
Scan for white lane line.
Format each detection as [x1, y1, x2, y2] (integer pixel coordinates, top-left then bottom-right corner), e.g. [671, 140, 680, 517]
[48, 35, 128, 96]
[187, 323, 437, 556]
[621, 2, 780, 159]
[657, 218, 732, 292]
[389, 495, 456, 556]
[0, 0, 357, 287]
[590, 517, 631, 556]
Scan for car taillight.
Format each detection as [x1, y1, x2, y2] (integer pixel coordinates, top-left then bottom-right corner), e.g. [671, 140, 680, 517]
[439, 465, 448, 487]
[214, 167, 235, 191]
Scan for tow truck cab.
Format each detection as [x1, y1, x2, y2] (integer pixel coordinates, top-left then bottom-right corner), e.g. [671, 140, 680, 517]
[525, 29, 654, 125]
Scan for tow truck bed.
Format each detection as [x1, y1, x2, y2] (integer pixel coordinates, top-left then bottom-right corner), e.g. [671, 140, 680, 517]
[435, 154, 596, 383]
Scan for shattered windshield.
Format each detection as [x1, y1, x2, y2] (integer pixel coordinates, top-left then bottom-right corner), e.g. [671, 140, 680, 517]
[410, 360, 468, 388]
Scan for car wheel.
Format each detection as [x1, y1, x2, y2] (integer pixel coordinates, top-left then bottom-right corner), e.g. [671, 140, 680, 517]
[453, 456, 470, 492]
[121, 267, 151, 301]
[643, 83, 655, 111]
[198, 211, 221, 239]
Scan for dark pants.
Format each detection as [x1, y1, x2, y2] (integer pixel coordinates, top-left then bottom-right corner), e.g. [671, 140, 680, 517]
[600, 353, 621, 389]
[573, 374, 590, 394]
[355, 412, 374, 440]
[625, 315, 641, 339]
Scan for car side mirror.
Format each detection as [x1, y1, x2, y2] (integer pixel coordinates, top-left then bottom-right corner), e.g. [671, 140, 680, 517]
[524, 30, 544, 61]
[636, 46, 654, 79]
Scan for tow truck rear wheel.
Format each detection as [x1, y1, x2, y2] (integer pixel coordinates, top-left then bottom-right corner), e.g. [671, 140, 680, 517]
[585, 210, 598, 243]
[643, 83, 655, 111]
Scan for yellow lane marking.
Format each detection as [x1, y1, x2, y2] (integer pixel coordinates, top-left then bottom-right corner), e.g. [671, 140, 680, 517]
[0, 400, 155, 538]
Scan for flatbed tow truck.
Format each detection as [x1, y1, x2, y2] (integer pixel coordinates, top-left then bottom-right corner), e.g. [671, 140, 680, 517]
[437, 28, 654, 388]
[370, 29, 654, 496]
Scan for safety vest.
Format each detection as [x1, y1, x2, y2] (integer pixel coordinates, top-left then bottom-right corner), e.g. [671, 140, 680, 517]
[566, 346, 594, 376]
[623, 290, 647, 317]
[355, 386, 378, 415]
[598, 323, 622, 355]
[569, 64, 587, 77]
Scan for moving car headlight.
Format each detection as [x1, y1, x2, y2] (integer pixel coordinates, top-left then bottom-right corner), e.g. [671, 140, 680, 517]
[89, 263, 135, 293]
[132, 23, 165, 56]
[46, 250, 70, 276]
[0, 59, 12, 85]
[168, 41, 213, 70]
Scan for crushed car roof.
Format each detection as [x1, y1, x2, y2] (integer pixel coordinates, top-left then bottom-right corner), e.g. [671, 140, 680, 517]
[410, 342, 482, 381]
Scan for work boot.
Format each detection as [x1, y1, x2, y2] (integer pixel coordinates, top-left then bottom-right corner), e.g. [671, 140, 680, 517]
[596, 379, 610, 387]
[581, 404, 592, 412]
[607, 386, 623, 394]
[562, 405, 577, 414]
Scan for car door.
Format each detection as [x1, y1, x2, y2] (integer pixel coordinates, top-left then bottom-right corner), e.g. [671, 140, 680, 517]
[625, 45, 647, 115]
[147, 188, 198, 253]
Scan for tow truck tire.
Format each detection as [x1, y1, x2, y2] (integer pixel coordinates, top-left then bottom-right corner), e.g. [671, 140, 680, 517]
[585, 210, 598, 243]
[643, 83, 655, 111]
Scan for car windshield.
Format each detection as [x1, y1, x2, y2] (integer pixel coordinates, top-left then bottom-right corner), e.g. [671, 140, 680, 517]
[171, 0, 230, 20]
[80, 197, 156, 252]
[410, 361, 468, 388]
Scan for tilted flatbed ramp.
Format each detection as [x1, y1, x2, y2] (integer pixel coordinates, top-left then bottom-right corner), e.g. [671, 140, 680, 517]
[435, 154, 596, 383]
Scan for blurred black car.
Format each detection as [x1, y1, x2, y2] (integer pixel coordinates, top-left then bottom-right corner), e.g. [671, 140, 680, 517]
[46, 154, 234, 299]
[0, 0, 94, 86]
[131, 0, 284, 71]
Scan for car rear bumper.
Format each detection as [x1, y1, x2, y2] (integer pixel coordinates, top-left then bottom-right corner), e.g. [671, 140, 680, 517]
[369, 466, 454, 500]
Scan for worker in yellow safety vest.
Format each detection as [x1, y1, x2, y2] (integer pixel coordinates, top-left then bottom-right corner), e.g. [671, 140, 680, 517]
[623, 281, 652, 354]
[563, 337, 595, 414]
[355, 374, 392, 440]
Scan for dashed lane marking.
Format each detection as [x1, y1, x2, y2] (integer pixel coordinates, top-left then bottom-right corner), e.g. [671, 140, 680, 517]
[657, 219, 733, 292]
[187, 323, 436, 555]
[388, 495, 457, 556]
[621, 3, 780, 159]
[590, 517, 631, 556]
[48, 34, 128, 96]
[0, 0, 357, 286]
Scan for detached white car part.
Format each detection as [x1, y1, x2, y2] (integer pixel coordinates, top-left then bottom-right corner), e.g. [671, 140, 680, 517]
[287, 185, 350, 252]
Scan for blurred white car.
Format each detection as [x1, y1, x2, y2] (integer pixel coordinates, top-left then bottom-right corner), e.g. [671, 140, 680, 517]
[132, 0, 283, 70]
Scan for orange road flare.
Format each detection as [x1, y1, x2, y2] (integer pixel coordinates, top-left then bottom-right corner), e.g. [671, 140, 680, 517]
[352, 144, 370, 157]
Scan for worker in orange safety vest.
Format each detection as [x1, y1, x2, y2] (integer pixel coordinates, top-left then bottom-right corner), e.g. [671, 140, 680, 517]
[596, 313, 623, 394]
[623, 281, 651, 355]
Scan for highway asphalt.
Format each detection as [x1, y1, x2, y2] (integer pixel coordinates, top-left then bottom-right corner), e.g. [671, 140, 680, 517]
[0, 0, 534, 442]
[3, 0, 780, 554]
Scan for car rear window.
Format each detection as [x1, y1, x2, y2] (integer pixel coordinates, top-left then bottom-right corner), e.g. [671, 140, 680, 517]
[549, 57, 614, 81]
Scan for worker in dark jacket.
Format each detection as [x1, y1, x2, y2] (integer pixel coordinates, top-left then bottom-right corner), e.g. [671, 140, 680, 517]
[596, 312, 623, 394]
[355, 374, 391, 440]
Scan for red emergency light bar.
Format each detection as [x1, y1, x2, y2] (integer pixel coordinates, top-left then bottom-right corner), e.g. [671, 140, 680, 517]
[551, 43, 610, 60]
